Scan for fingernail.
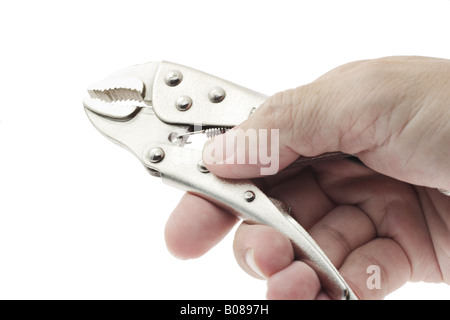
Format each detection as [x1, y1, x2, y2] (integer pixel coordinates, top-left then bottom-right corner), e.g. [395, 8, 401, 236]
[245, 248, 267, 279]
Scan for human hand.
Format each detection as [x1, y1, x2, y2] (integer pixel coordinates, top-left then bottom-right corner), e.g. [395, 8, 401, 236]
[164, 56, 450, 299]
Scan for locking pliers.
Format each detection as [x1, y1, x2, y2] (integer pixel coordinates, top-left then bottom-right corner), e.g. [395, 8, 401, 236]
[83, 61, 358, 300]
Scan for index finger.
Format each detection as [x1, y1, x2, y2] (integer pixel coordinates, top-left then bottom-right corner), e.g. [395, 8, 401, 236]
[165, 193, 238, 259]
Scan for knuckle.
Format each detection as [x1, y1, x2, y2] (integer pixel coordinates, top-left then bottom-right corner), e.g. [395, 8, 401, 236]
[293, 83, 333, 155]
[260, 90, 296, 124]
[263, 84, 332, 156]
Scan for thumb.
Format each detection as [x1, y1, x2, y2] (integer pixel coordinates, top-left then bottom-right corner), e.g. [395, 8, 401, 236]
[202, 84, 345, 179]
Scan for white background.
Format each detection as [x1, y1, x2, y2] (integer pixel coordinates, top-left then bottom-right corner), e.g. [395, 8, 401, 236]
[0, 0, 449, 300]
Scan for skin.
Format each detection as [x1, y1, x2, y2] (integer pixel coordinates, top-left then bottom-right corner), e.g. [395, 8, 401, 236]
[164, 56, 450, 299]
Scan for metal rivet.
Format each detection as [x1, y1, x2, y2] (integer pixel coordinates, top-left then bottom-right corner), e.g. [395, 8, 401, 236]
[148, 147, 165, 163]
[176, 96, 193, 111]
[243, 191, 256, 202]
[165, 70, 183, 87]
[209, 87, 226, 103]
[197, 161, 209, 173]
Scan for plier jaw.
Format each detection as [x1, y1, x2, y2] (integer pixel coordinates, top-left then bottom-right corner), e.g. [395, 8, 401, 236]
[84, 61, 358, 300]
[84, 62, 158, 121]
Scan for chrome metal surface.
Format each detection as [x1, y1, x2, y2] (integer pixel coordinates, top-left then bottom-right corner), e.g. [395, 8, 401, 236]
[174, 127, 230, 140]
[148, 147, 165, 163]
[243, 191, 256, 202]
[165, 70, 183, 87]
[88, 77, 145, 102]
[175, 96, 193, 111]
[204, 127, 229, 139]
[209, 87, 226, 103]
[83, 62, 158, 120]
[152, 62, 267, 127]
[82, 98, 142, 120]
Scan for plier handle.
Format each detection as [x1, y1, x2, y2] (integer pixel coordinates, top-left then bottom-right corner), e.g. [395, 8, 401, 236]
[84, 61, 358, 300]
